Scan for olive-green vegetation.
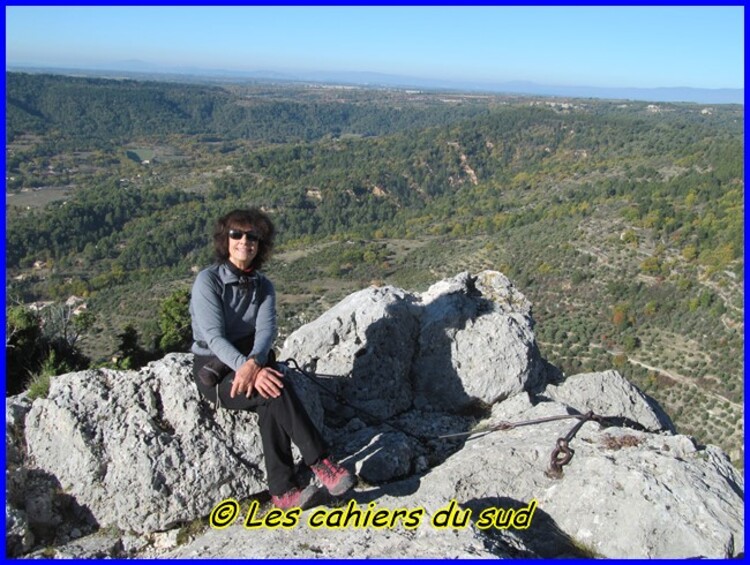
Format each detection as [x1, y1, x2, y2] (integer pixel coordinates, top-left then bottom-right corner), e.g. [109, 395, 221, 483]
[5, 302, 92, 396]
[5, 72, 743, 464]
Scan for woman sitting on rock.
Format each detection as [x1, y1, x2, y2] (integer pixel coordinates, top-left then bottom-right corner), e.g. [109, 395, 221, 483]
[189, 207, 354, 509]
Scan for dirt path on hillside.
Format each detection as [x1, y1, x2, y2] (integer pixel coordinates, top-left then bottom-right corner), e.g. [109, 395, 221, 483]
[616, 353, 742, 411]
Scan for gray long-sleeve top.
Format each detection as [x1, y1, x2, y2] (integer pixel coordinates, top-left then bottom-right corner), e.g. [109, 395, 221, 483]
[189, 262, 276, 370]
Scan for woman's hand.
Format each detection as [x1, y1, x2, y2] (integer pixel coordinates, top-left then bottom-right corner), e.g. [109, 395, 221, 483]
[230, 358, 261, 398]
[230, 358, 284, 399]
[253, 366, 284, 399]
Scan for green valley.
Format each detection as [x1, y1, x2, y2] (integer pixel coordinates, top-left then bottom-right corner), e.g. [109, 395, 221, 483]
[5, 72, 743, 464]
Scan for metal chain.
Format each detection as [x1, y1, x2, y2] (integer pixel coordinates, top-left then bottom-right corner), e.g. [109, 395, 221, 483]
[545, 410, 597, 479]
[441, 410, 608, 478]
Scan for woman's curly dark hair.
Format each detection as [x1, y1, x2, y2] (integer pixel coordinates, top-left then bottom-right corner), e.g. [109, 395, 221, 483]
[213, 208, 275, 270]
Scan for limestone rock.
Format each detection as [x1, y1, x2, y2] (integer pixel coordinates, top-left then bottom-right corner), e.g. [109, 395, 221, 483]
[161, 491, 515, 559]
[281, 285, 419, 421]
[6, 505, 34, 557]
[6, 394, 32, 504]
[23, 354, 322, 534]
[474, 270, 534, 316]
[5, 394, 34, 556]
[7, 392, 99, 555]
[282, 271, 545, 419]
[7, 271, 744, 559]
[340, 430, 414, 484]
[413, 271, 545, 411]
[27, 529, 125, 559]
[165, 398, 743, 559]
[542, 370, 675, 432]
[412, 399, 744, 559]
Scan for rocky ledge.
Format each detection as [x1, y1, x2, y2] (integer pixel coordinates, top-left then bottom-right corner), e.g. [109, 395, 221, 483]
[5, 271, 744, 558]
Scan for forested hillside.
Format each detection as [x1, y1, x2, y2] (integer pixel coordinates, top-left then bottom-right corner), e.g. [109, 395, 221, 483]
[5, 72, 744, 463]
[6, 72, 490, 149]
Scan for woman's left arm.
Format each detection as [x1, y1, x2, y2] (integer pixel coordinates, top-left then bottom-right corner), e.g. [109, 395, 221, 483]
[229, 277, 282, 400]
[248, 277, 277, 366]
[232, 280, 280, 399]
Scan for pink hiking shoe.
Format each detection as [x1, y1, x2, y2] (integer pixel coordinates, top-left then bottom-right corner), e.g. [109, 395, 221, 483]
[271, 484, 318, 510]
[311, 457, 355, 496]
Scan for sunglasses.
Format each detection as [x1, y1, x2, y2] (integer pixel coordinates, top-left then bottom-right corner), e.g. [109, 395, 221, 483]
[228, 229, 261, 242]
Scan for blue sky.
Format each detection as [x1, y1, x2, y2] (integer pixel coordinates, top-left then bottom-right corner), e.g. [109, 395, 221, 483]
[5, 6, 744, 90]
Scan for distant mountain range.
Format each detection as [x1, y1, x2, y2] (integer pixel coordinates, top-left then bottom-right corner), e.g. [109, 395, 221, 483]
[6, 61, 744, 105]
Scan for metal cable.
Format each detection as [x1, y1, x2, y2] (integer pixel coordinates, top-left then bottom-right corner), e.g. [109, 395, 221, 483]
[282, 357, 613, 477]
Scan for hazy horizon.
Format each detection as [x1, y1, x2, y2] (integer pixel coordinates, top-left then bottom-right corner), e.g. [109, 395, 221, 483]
[5, 6, 744, 94]
[6, 59, 743, 105]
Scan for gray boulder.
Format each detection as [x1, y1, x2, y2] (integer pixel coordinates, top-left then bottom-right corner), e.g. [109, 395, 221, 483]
[23, 354, 322, 534]
[413, 271, 545, 411]
[542, 370, 675, 432]
[281, 285, 419, 421]
[6, 394, 35, 556]
[339, 429, 414, 484]
[282, 271, 545, 419]
[26, 529, 125, 559]
[166, 392, 743, 559]
[6, 393, 94, 555]
[410, 394, 744, 558]
[6, 505, 35, 557]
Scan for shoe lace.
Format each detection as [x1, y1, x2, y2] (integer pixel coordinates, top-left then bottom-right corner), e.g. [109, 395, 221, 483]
[315, 459, 341, 480]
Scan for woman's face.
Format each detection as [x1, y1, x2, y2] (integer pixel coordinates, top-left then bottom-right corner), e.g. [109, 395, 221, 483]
[227, 223, 260, 270]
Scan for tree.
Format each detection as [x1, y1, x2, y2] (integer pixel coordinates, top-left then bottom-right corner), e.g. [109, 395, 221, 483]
[6, 305, 44, 394]
[41, 303, 95, 350]
[612, 303, 633, 331]
[158, 289, 193, 353]
[622, 334, 640, 352]
[681, 245, 698, 261]
[27, 349, 73, 400]
[640, 256, 662, 275]
[113, 324, 148, 370]
[6, 302, 92, 395]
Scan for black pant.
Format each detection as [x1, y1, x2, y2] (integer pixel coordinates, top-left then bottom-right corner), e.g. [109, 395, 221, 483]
[193, 355, 327, 495]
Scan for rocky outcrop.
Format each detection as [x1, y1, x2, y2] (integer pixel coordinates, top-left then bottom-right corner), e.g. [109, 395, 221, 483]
[282, 271, 544, 417]
[165, 421, 742, 560]
[6, 394, 35, 555]
[281, 284, 419, 421]
[542, 369, 675, 432]
[412, 271, 545, 411]
[427, 396, 742, 559]
[163, 389, 743, 559]
[21, 355, 323, 536]
[6, 271, 744, 558]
